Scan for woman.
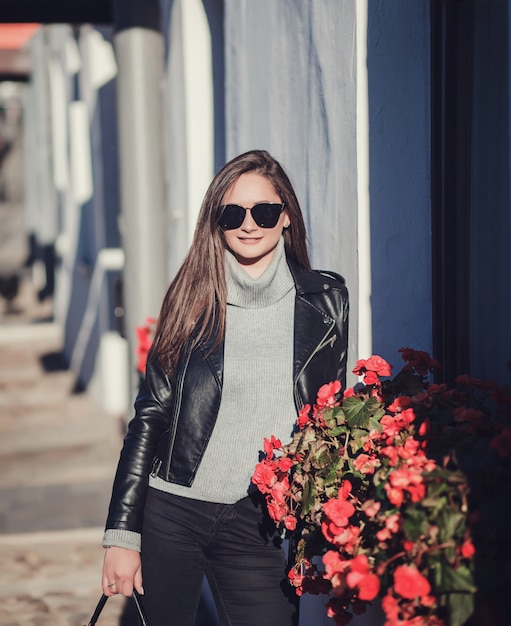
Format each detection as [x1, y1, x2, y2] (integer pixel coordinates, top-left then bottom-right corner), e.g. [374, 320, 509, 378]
[102, 150, 349, 626]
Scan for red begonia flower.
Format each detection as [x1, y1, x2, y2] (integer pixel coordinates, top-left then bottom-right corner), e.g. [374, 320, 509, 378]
[461, 539, 476, 558]
[296, 403, 311, 428]
[382, 593, 400, 621]
[284, 515, 297, 531]
[322, 550, 350, 578]
[358, 573, 380, 601]
[263, 435, 282, 459]
[364, 355, 392, 376]
[251, 460, 277, 494]
[363, 371, 379, 386]
[316, 380, 342, 407]
[323, 496, 355, 528]
[393, 565, 431, 599]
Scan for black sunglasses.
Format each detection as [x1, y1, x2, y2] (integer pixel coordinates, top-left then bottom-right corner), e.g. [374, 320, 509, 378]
[217, 202, 285, 230]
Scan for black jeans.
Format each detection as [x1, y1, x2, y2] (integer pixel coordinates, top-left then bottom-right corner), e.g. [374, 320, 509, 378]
[141, 488, 298, 626]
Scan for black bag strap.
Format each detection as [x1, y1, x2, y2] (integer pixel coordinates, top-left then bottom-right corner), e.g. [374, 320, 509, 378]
[86, 590, 149, 626]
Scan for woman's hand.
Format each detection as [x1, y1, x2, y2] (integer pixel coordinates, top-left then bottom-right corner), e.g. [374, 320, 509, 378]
[102, 546, 143, 597]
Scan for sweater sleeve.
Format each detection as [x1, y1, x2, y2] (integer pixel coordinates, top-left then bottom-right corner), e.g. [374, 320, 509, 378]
[103, 528, 141, 551]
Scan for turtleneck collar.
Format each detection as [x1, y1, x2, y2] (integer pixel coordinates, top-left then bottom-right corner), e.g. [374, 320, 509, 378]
[225, 237, 294, 308]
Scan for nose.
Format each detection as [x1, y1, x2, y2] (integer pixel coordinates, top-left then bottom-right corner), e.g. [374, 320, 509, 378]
[240, 208, 258, 231]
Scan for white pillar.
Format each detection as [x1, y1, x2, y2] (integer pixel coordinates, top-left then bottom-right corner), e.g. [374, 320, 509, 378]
[113, 0, 167, 402]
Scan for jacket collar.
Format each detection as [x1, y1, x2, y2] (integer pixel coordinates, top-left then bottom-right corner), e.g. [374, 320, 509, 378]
[287, 257, 325, 296]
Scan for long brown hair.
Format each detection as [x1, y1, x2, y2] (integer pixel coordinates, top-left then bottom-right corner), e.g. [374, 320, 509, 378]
[149, 149, 311, 373]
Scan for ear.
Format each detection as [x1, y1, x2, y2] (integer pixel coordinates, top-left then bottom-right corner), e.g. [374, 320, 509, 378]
[283, 211, 291, 228]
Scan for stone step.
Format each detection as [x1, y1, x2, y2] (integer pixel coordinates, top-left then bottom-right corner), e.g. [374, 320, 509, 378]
[0, 413, 121, 456]
[0, 479, 114, 534]
[0, 440, 120, 488]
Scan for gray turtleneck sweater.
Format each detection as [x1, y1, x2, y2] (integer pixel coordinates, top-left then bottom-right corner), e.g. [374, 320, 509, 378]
[104, 238, 296, 549]
[150, 236, 297, 502]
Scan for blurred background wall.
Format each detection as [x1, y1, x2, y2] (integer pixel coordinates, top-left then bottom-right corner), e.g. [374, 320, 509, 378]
[1, 0, 511, 624]
[0, 0, 509, 468]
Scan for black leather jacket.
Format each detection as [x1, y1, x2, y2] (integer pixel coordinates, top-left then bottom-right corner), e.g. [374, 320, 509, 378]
[106, 257, 349, 534]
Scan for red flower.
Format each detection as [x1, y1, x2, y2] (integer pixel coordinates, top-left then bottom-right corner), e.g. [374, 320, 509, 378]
[354, 453, 378, 474]
[323, 496, 355, 529]
[383, 512, 400, 534]
[323, 523, 361, 550]
[352, 359, 368, 376]
[323, 482, 355, 528]
[386, 469, 425, 505]
[284, 515, 297, 531]
[364, 355, 392, 376]
[455, 374, 498, 390]
[418, 418, 430, 436]
[363, 371, 379, 386]
[353, 356, 392, 385]
[345, 554, 370, 586]
[263, 435, 282, 460]
[362, 500, 381, 518]
[251, 460, 277, 494]
[135, 317, 157, 374]
[380, 415, 402, 443]
[393, 565, 431, 600]
[267, 500, 287, 523]
[454, 407, 486, 424]
[380, 445, 399, 466]
[427, 383, 447, 397]
[296, 403, 311, 428]
[358, 573, 380, 601]
[398, 347, 440, 376]
[384, 484, 404, 507]
[277, 456, 294, 472]
[288, 567, 305, 591]
[399, 408, 416, 426]
[346, 555, 380, 601]
[387, 396, 412, 413]
[397, 437, 420, 460]
[382, 592, 400, 622]
[461, 539, 476, 559]
[323, 550, 350, 578]
[316, 380, 342, 408]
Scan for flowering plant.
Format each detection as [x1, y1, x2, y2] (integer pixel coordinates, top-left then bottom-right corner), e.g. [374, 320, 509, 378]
[252, 349, 511, 626]
[135, 316, 156, 375]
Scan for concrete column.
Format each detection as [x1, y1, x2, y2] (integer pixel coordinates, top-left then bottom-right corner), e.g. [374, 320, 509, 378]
[113, 0, 167, 401]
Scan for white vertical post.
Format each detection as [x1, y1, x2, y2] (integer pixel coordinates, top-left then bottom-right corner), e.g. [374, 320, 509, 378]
[113, 0, 167, 402]
[181, 0, 214, 245]
[356, 0, 372, 361]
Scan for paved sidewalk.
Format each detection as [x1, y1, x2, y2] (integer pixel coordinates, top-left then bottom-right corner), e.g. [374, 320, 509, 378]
[0, 278, 128, 626]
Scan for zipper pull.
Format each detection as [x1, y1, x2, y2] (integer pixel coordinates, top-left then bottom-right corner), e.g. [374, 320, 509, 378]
[151, 458, 162, 477]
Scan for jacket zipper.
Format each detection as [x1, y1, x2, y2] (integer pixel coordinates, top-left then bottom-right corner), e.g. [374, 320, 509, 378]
[293, 321, 336, 408]
[163, 348, 192, 478]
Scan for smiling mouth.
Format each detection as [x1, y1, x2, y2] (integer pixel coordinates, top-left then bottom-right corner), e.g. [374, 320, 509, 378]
[238, 237, 263, 243]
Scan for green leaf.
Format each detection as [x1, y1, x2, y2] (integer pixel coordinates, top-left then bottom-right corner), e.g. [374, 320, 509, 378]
[369, 414, 384, 431]
[327, 425, 348, 437]
[441, 565, 476, 594]
[343, 396, 383, 429]
[324, 407, 346, 427]
[437, 509, 465, 543]
[323, 459, 343, 486]
[323, 412, 337, 429]
[301, 475, 318, 517]
[402, 507, 429, 541]
[446, 592, 475, 626]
